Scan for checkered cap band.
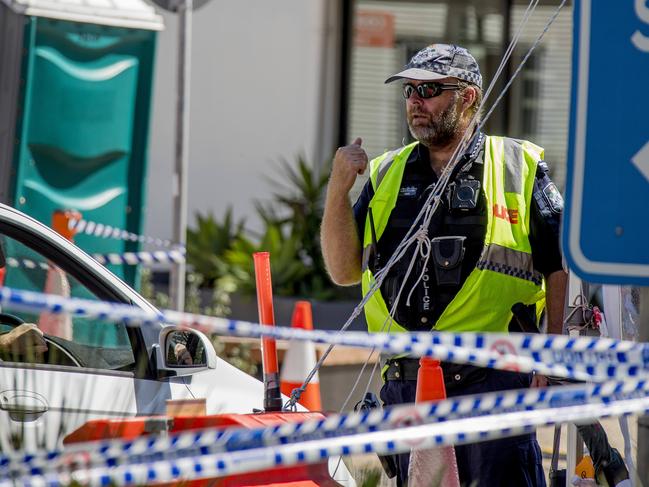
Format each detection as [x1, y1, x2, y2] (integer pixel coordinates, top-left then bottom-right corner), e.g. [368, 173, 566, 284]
[388, 44, 482, 88]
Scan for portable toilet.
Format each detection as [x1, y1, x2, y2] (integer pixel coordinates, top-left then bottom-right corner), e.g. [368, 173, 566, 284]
[0, 0, 163, 291]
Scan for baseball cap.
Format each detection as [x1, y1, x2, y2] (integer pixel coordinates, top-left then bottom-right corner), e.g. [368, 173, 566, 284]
[385, 44, 482, 88]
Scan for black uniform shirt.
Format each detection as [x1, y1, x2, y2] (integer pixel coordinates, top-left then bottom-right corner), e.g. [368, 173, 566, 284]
[352, 134, 564, 331]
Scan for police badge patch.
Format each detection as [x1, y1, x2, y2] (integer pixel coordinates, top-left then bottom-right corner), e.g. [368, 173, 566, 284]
[399, 185, 418, 198]
[542, 182, 564, 214]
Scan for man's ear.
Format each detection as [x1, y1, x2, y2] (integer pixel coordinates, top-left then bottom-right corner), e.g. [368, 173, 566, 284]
[461, 85, 477, 112]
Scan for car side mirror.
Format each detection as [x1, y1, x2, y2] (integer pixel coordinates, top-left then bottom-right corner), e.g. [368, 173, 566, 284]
[156, 326, 217, 377]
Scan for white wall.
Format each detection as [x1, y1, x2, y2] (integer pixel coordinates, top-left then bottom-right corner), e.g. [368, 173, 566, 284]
[146, 0, 338, 241]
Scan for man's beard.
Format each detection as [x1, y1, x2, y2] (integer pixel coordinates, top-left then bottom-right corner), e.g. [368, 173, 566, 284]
[407, 97, 461, 147]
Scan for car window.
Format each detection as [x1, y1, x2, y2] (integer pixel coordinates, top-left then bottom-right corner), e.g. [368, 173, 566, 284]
[0, 234, 135, 371]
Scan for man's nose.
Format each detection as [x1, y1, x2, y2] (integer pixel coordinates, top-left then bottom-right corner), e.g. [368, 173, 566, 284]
[407, 95, 424, 107]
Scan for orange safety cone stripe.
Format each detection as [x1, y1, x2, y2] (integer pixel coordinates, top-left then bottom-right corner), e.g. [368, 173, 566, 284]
[291, 301, 314, 330]
[280, 382, 322, 411]
[415, 357, 446, 402]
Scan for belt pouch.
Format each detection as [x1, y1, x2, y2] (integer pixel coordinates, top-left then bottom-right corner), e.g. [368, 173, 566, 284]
[431, 236, 466, 286]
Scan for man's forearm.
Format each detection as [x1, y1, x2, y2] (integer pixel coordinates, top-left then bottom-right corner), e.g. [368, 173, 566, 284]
[321, 189, 362, 286]
[322, 138, 369, 286]
[545, 269, 568, 334]
[531, 269, 568, 387]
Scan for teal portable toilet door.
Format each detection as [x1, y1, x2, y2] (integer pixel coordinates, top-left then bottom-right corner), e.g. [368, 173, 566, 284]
[7, 0, 163, 291]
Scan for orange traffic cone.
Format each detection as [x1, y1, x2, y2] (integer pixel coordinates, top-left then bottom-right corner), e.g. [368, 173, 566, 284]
[38, 210, 80, 340]
[571, 455, 596, 485]
[280, 301, 322, 411]
[414, 357, 447, 402]
[407, 357, 461, 487]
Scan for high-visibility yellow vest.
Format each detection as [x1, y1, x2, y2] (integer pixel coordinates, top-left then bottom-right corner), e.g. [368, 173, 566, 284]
[360, 136, 545, 334]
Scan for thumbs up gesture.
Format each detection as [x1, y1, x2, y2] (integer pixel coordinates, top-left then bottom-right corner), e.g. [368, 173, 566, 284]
[329, 137, 369, 194]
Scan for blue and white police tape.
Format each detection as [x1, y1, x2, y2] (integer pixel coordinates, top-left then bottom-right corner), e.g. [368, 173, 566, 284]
[91, 249, 186, 266]
[69, 218, 183, 250]
[1, 285, 648, 383]
[6, 250, 185, 272]
[3, 378, 649, 477]
[4, 386, 649, 486]
[5, 257, 49, 272]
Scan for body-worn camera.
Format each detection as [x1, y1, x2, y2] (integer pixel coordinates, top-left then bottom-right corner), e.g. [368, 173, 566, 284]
[451, 177, 481, 210]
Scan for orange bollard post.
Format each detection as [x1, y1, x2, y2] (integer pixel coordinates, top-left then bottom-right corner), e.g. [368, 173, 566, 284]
[38, 209, 81, 340]
[407, 357, 461, 487]
[253, 252, 282, 412]
[280, 301, 322, 410]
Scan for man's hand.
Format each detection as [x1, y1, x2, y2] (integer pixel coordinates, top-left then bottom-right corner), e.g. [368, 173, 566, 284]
[0, 323, 48, 355]
[320, 137, 367, 286]
[174, 343, 193, 365]
[329, 137, 369, 195]
[530, 373, 548, 388]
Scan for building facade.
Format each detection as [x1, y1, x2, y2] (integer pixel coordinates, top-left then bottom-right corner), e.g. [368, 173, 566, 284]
[146, 0, 572, 242]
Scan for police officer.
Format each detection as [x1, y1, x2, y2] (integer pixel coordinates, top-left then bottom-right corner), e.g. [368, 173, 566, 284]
[321, 44, 568, 487]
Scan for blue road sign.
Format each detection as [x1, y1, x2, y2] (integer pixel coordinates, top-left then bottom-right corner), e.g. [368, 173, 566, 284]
[563, 0, 649, 284]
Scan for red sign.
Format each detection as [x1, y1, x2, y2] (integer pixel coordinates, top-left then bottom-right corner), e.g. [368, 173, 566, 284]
[489, 339, 521, 372]
[354, 11, 395, 48]
[390, 407, 426, 447]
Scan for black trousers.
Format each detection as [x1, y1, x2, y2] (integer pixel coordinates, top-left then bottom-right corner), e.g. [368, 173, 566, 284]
[380, 363, 546, 487]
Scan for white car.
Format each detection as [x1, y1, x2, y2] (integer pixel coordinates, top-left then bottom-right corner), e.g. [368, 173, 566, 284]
[0, 204, 354, 485]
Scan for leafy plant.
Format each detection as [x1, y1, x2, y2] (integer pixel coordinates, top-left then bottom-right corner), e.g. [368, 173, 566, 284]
[185, 156, 351, 301]
[224, 157, 340, 299]
[210, 337, 258, 377]
[264, 157, 329, 264]
[260, 156, 334, 298]
[224, 222, 310, 296]
[186, 208, 245, 288]
[139, 267, 171, 309]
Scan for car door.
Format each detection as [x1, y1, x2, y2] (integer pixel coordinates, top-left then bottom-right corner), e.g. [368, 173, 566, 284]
[0, 208, 357, 487]
[0, 212, 186, 453]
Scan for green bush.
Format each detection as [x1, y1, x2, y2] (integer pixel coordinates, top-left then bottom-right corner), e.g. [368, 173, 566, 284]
[187, 156, 353, 301]
[186, 208, 245, 288]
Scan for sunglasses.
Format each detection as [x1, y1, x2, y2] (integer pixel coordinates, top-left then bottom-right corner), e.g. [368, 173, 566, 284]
[402, 82, 462, 99]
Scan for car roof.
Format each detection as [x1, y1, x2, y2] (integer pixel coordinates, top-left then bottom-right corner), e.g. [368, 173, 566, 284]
[0, 203, 161, 327]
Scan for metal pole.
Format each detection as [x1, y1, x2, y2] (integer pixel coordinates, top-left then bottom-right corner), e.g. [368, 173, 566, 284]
[566, 273, 585, 486]
[501, 0, 513, 134]
[170, 0, 192, 311]
[336, 0, 353, 148]
[637, 287, 649, 485]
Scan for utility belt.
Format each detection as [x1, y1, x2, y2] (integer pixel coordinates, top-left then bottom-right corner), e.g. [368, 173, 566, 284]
[383, 358, 488, 391]
[382, 303, 545, 383]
